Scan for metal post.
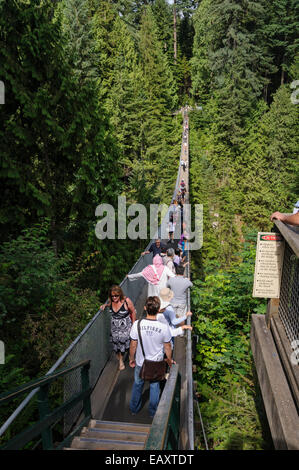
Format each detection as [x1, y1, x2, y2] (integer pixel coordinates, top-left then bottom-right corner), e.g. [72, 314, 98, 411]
[37, 384, 53, 450]
[81, 362, 91, 418]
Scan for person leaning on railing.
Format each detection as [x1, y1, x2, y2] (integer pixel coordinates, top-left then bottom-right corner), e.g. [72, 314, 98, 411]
[141, 238, 167, 258]
[270, 211, 299, 226]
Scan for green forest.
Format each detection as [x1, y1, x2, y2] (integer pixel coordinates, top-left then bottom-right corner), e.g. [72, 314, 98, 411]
[0, 0, 298, 450]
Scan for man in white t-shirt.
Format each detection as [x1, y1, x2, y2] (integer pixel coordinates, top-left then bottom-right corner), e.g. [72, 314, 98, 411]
[129, 296, 173, 418]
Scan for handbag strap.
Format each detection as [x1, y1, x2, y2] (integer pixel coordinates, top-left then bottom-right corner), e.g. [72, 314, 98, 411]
[151, 264, 161, 282]
[137, 319, 146, 359]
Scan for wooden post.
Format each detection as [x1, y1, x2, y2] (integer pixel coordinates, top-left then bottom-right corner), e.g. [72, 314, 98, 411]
[265, 298, 280, 329]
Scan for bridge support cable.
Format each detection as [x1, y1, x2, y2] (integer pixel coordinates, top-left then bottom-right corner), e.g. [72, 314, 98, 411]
[185, 110, 194, 450]
[194, 384, 209, 450]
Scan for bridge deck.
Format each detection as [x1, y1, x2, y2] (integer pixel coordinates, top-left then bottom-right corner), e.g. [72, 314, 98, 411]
[89, 234, 187, 430]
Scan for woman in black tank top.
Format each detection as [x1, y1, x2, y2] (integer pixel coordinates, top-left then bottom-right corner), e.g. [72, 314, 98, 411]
[101, 285, 136, 371]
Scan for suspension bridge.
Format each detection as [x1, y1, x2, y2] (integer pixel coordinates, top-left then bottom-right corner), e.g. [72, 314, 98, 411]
[0, 107, 199, 451]
[1, 105, 299, 451]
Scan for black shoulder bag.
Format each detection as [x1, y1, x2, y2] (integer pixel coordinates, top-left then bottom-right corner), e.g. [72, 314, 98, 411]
[137, 319, 166, 382]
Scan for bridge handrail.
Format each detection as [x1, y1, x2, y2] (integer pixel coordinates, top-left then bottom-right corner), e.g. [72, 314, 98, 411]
[0, 310, 103, 437]
[270, 220, 299, 409]
[145, 364, 181, 450]
[0, 360, 90, 405]
[182, 118, 194, 449]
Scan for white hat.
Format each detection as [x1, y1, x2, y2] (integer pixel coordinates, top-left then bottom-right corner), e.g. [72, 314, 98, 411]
[159, 288, 174, 309]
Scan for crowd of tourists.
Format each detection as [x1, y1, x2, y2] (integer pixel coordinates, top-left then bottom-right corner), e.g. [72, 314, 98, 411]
[100, 244, 192, 418]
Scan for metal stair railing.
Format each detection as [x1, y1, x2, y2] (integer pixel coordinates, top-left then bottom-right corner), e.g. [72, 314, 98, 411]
[0, 360, 92, 450]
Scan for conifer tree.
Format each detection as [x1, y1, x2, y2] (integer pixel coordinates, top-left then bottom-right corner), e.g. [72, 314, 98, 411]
[266, 0, 299, 87]
[91, 2, 180, 207]
[192, 0, 275, 135]
[151, 0, 174, 64]
[138, 6, 177, 110]
[239, 85, 299, 229]
[0, 0, 121, 251]
[92, 0, 119, 101]
[190, 0, 278, 264]
[132, 6, 179, 203]
[104, 16, 144, 172]
[60, 0, 98, 84]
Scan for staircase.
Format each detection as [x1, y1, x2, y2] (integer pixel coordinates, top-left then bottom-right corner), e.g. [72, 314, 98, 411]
[65, 419, 151, 450]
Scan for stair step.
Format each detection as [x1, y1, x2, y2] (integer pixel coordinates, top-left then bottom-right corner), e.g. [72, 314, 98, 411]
[89, 419, 150, 434]
[63, 447, 86, 450]
[71, 436, 145, 451]
[81, 426, 149, 442]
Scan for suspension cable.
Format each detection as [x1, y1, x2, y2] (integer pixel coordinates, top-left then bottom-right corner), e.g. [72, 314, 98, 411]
[193, 380, 209, 450]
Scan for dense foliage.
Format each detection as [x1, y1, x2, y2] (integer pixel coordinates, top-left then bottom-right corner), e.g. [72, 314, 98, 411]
[0, 0, 183, 440]
[189, 0, 298, 450]
[191, 236, 270, 449]
[0, 0, 297, 451]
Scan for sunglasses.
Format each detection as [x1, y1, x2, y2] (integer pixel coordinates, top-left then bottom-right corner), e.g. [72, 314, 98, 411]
[111, 294, 120, 298]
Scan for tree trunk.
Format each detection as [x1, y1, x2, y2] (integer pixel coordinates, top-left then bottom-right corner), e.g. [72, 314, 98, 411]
[173, 0, 177, 63]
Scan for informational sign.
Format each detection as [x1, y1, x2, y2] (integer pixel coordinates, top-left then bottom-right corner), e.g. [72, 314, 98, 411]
[253, 232, 285, 298]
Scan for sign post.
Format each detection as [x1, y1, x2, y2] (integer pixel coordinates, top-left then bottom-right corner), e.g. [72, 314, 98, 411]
[253, 232, 285, 328]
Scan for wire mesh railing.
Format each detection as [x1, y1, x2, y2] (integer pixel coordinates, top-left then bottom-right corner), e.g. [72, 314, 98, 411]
[278, 242, 299, 347]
